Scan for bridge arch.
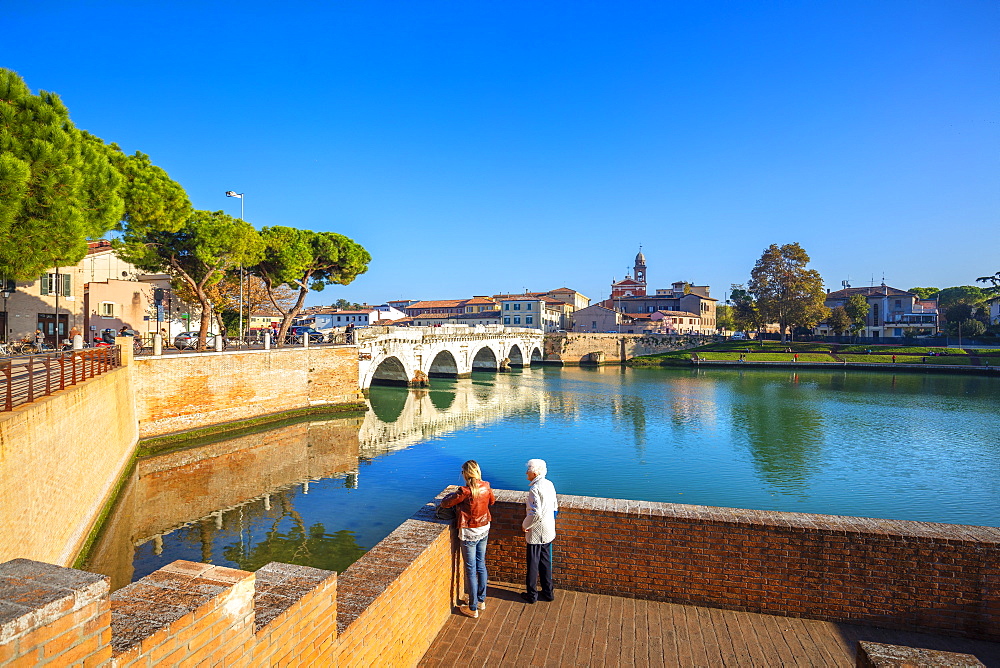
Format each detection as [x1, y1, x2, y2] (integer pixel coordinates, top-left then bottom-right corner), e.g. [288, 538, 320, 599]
[472, 345, 498, 370]
[530, 346, 543, 365]
[508, 344, 524, 367]
[370, 356, 410, 387]
[428, 350, 459, 378]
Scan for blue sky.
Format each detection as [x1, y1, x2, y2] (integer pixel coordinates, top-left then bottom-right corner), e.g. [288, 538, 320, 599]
[4, 1, 998, 306]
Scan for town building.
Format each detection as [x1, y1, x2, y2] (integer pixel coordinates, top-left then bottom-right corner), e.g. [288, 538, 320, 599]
[595, 250, 717, 334]
[298, 304, 407, 329]
[494, 295, 563, 331]
[815, 285, 939, 339]
[1, 241, 185, 346]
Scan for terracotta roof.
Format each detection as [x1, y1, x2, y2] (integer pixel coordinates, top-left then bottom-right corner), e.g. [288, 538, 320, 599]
[464, 297, 496, 305]
[406, 300, 466, 309]
[825, 286, 913, 299]
[654, 310, 700, 318]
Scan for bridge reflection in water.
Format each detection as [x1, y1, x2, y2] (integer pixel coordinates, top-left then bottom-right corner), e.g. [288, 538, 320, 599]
[87, 369, 553, 589]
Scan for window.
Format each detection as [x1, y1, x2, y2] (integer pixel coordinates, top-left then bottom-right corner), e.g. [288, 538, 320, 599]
[648, 306, 654, 312]
[337, 316, 341, 321]
[592, 321, 597, 329]
[466, 306, 473, 312]
[514, 303, 520, 310]
[514, 316, 521, 324]
[39, 273, 71, 297]
[100, 302, 115, 317]
[894, 299, 901, 308]
[504, 303, 510, 311]
[526, 303, 532, 310]
[504, 316, 510, 324]
[872, 304, 880, 327]
[526, 316, 533, 324]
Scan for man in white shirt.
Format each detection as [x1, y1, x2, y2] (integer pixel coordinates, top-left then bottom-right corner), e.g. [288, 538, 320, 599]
[521, 458, 558, 604]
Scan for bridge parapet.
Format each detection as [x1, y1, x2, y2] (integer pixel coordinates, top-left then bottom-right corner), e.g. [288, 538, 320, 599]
[357, 326, 544, 388]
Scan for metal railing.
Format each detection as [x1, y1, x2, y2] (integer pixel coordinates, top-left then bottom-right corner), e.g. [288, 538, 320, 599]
[1, 346, 122, 412]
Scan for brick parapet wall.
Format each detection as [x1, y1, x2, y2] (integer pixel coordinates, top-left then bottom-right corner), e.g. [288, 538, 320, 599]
[0, 367, 138, 567]
[133, 347, 363, 438]
[0, 497, 457, 667]
[484, 490, 1000, 641]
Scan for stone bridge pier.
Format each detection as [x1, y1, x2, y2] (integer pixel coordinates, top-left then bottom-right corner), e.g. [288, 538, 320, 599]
[357, 326, 545, 388]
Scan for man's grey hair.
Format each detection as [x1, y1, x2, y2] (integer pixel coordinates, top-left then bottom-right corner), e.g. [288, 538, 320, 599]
[526, 458, 547, 476]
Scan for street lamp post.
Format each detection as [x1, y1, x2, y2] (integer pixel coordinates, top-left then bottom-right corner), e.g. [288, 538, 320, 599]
[225, 191, 245, 346]
[1, 280, 14, 343]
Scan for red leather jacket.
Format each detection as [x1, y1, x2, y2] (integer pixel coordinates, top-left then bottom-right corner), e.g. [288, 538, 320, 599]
[441, 481, 495, 529]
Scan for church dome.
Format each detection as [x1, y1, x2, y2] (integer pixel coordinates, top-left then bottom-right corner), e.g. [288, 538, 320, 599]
[635, 250, 646, 264]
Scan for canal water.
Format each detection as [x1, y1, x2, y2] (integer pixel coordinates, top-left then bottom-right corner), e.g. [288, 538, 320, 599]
[90, 366, 1000, 588]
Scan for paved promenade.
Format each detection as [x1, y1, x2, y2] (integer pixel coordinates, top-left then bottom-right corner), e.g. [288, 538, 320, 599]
[419, 582, 1000, 667]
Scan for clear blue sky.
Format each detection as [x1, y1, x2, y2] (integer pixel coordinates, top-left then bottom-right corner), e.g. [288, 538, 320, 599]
[4, 1, 998, 306]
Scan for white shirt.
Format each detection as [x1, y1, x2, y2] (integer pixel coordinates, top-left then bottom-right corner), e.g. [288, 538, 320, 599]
[522, 475, 558, 544]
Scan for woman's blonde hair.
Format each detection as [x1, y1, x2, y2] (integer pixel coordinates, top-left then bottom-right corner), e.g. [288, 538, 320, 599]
[462, 460, 483, 500]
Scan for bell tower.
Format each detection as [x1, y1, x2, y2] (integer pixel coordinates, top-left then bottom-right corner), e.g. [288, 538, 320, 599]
[633, 247, 647, 295]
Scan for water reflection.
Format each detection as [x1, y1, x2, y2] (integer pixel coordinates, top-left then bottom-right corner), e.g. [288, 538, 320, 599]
[88, 366, 1000, 588]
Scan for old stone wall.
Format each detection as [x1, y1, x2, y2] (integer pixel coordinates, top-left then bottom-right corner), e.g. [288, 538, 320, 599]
[0, 500, 458, 667]
[0, 367, 138, 567]
[133, 347, 363, 438]
[485, 491, 1000, 641]
[543, 332, 706, 365]
[86, 416, 364, 591]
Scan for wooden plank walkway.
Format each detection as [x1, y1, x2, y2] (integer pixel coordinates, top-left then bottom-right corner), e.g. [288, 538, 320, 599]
[419, 582, 1000, 667]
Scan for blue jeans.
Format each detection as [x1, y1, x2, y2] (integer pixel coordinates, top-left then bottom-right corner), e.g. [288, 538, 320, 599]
[461, 536, 489, 610]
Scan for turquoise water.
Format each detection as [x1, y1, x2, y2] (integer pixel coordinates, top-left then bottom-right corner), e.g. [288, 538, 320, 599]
[125, 366, 1000, 581]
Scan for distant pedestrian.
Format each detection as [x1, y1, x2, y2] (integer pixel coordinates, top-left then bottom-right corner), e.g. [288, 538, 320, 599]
[794, 353, 799, 363]
[345, 323, 355, 344]
[441, 461, 495, 618]
[892, 354, 897, 364]
[521, 458, 558, 604]
[34, 328, 45, 349]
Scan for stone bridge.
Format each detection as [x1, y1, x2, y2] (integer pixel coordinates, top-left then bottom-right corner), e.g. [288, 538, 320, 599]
[356, 325, 545, 388]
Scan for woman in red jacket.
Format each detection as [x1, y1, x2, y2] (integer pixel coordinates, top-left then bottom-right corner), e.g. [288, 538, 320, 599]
[442, 460, 496, 618]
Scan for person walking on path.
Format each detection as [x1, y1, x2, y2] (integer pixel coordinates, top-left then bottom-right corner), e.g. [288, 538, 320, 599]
[441, 460, 495, 618]
[521, 458, 558, 604]
[793, 353, 799, 363]
[34, 328, 45, 350]
[892, 354, 897, 364]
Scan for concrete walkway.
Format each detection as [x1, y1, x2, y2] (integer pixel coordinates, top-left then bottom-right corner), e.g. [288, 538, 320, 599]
[419, 582, 1000, 667]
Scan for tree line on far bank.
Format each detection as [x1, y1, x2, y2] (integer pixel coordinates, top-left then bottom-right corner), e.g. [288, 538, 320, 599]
[0, 69, 370, 349]
[714, 243, 998, 342]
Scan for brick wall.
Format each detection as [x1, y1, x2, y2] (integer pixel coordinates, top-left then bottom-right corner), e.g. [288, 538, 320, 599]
[543, 332, 703, 364]
[0, 367, 138, 567]
[484, 490, 1000, 641]
[0, 498, 459, 667]
[133, 347, 363, 438]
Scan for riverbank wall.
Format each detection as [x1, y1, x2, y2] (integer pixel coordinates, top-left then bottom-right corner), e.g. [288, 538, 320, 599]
[485, 491, 1000, 642]
[0, 345, 365, 571]
[133, 347, 364, 438]
[0, 499, 457, 667]
[2, 489, 997, 666]
[0, 366, 138, 567]
[543, 332, 709, 365]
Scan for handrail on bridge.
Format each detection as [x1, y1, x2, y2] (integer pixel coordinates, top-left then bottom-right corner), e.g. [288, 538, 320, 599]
[1, 346, 122, 412]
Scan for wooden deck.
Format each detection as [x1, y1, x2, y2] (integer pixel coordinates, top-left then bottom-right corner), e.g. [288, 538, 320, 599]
[419, 582, 1000, 667]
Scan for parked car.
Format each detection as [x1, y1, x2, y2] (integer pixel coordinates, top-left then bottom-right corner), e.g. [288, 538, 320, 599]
[730, 332, 748, 341]
[174, 331, 227, 350]
[285, 326, 326, 344]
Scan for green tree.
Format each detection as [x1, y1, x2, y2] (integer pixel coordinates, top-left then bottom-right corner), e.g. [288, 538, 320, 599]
[715, 304, 735, 332]
[115, 210, 264, 349]
[975, 271, 1000, 297]
[252, 227, 370, 343]
[936, 285, 986, 311]
[110, 148, 191, 234]
[827, 306, 851, 336]
[844, 294, 870, 338]
[748, 243, 829, 342]
[908, 287, 940, 300]
[0, 69, 124, 280]
[729, 284, 759, 336]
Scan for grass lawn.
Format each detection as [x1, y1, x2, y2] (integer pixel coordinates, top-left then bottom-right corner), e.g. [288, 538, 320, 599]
[836, 345, 967, 355]
[697, 352, 836, 362]
[921, 356, 979, 365]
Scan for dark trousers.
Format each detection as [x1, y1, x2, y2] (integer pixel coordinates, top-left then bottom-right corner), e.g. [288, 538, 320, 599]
[525, 542, 553, 601]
